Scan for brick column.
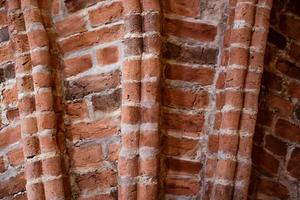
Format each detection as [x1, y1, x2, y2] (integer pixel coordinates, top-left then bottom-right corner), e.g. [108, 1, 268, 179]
[209, 0, 273, 199]
[118, 0, 161, 199]
[138, 1, 161, 199]
[6, 0, 65, 199]
[118, 0, 142, 199]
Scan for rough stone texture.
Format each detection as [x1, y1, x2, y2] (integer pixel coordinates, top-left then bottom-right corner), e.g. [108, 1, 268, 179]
[0, 0, 298, 200]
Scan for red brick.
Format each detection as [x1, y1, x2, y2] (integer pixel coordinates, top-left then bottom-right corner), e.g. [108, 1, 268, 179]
[7, 148, 24, 166]
[79, 194, 115, 200]
[276, 59, 300, 81]
[0, 10, 7, 27]
[3, 85, 17, 105]
[143, 12, 160, 32]
[289, 42, 300, 62]
[66, 70, 120, 100]
[0, 174, 26, 198]
[27, 30, 49, 49]
[89, 2, 123, 26]
[139, 157, 158, 176]
[163, 112, 204, 134]
[165, 64, 214, 85]
[35, 91, 54, 112]
[256, 178, 289, 199]
[288, 81, 300, 100]
[55, 14, 86, 37]
[59, 24, 123, 53]
[163, 135, 199, 158]
[63, 54, 92, 77]
[17, 75, 33, 92]
[107, 143, 120, 162]
[279, 14, 300, 42]
[92, 89, 121, 112]
[164, 0, 200, 17]
[65, 100, 88, 120]
[42, 156, 63, 177]
[164, 18, 216, 41]
[96, 46, 119, 66]
[118, 156, 138, 177]
[0, 126, 21, 149]
[66, 118, 119, 141]
[75, 170, 117, 193]
[36, 112, 56, 130]
[121, 106, 140, 124]
[25, 161, 43, 178]
[264, 135, 287, 157]
[141, 81, 160, 103]
[51, 0, 60, 15]
[139, 131, 159, 148]
[165, 157, 201, 175]
[165, 177, 200, 196]
[137, 183, 158, 200]
[6, 108, 19, 122]
[163, 87, 208, 109]
[0, 156, 5, 172]
[266, 94, 294, 117]
[252, 145, 279, 175]
[70, 144, 102, 168]
[65, 0, 98, 12]
[141, 106, 159, 123]
[44, 178, 65, 199]
[0, 42, 13, 63]
[275, 119, 300, 143]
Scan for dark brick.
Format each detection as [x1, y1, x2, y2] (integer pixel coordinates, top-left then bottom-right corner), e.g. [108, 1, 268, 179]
[261, 71, 283, 91]
[269, 0, 285, 26]
[286, 0, 300, 17]
[0, 68, 4, 83]
[287, 147, 300, 180]
[163, 42, 218, 65]
[267, 27, 286, 49]
[294, 105, 300, 120]
[65, 0, 98, 12]
[252, 145, 279, 176]
[279, 14, 300, 42]
[276, 59, 300, 81]
[4, 64, 15, 79]
[265, 135, 287, 157]
[165, 157, 202, 174]
[0, 27, 9, 43]
[290, 42, 300, 62]
[256, 178, 289, 199]
[65, 70, 120, 100]
[92, 89, 121, 112]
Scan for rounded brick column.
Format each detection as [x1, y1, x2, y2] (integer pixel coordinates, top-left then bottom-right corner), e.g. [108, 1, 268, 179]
[209, 0, 273, 199]
[118, 0, 162, 199]
[6, 0, 66, 199]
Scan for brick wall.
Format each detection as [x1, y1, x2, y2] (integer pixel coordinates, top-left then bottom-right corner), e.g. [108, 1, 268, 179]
[54, 0, 124, 199]
[249, 0, 300, 199]
[0, 1, 26, 199]
[0, 0, 298, 199]
[160, 0, 224, 199]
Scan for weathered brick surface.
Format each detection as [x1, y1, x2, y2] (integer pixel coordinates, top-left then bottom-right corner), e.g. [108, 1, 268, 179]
[0, 0, 298, 199]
